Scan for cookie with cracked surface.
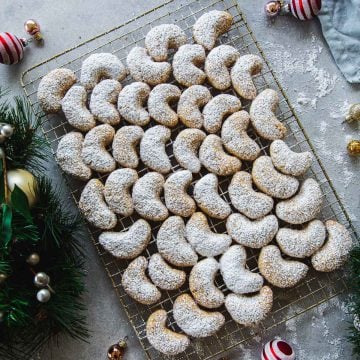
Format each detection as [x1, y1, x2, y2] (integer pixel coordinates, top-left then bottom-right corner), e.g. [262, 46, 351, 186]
[199, 134, 241, 176]
[132, 172, 168, 222]
[193, 173, 231, 219]
[258, 245, 309, 288]
[228, 171, 273, 219]
[122, 256, 161, 305]
[250, 89, 287, 140]
[126, 46, 171, 85]
[98, 219, 151, 259]
[173, 294, 225, 338]
[177, 85, 212, 128]
[193, 10, 233, 50]
[186, 212, 231, 257]
[80, 53, 126, 90]
[146, 310, 190, 356]
[226, 213, 278, 249]
[56, 132, 91, 181]
[221, 111, 260, 161]
[203, 94, 241, 133]
[173, 44, 206, 87]
[81, 124, 115, 173]
[38, 68, 77, 113]
[156, 216, 198, 267]
[79, 179, 117, 230]
[205, 45, 240, 90]
[252, 156, 299, 199]
[145, 24, 187, 61]
[140, 125, 171, 174]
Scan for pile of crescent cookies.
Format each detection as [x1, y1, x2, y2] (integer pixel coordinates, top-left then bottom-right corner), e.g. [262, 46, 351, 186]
[37, 10, 353, 356]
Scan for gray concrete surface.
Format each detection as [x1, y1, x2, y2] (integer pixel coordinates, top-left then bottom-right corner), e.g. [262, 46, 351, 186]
[0, 1, 359, 359]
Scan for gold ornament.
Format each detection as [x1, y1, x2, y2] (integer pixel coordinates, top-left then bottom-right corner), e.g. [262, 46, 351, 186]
[26, 253, 40, 266]
[345, 104, 360, 123]
[24, 19, 43, 42]
[0, 273, 8, 284]
[107, 337, 127, 360]
[347, 140, 360, 156]
[7, 169, 37, 207]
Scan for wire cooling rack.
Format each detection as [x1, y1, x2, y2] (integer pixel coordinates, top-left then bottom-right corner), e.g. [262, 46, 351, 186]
[21, 0, 358, 359]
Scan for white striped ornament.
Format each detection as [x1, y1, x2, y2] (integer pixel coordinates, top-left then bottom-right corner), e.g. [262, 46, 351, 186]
[261, 339, 295, 360]
[0, 32, 24, 65]
[289, 0, 321, 20]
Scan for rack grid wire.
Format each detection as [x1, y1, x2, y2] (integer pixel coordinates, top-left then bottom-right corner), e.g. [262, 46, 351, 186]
[20, 0, 358, 359]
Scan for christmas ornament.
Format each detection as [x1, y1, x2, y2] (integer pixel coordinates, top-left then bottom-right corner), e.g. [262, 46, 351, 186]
[261, 339, 295, 360]
[24, 19, 43, 42]
[345, 103, 360, 123]
[0, 273, 8, 284]
[265, 0, 321, 21]
[0, 311, 4, 322]
[26, 253, 40, 266]
[347, 140, 360, 156]
[7, 169, 37, 207]
[34, 272, 50, 288]
[354, 315, 360, 332]
[36, 288, 51, 303]
[107, 337, 128, 360]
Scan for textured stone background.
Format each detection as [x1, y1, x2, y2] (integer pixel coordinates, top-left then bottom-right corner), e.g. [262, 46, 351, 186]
[0, 1, 359, 359]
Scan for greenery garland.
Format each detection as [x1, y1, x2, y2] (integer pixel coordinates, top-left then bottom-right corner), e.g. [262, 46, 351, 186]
[0, 89, 88, 359]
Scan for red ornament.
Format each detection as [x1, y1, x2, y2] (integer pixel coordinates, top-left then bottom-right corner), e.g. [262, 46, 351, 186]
[289, 0, 321, 20]
[261, 339, 295, 360]
[0, 32, 25, 65]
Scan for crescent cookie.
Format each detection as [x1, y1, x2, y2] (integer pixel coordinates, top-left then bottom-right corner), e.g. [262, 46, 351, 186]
[148, 84, 181, 127]
[173, 294, 225, 337]
[80, 53, 126, 90]
[98, 219, 151, 259]
[156, 216, 198, 267]
[225, 286, 273, 326]
[199, 134, 241, 176]
[112, 125, 144, 169]
[221, 111, 261, 161]
[186, 212, 231, 257]
[178, 85, 212, 128]
[258, 245, 309, 288]
[193, 10, 233, 50]
[173, 128, 206, 173]
[56, 132, 92, 181]
[203, 94, 241, 133]
[311, 220, 353, 272]
[132, 172, 168, 222]
[228, 172, 273, 219]
[226, 213, 278, 249]
[145, 24, 187, 61]
[38, 68, 77, 113]
[275, 178, 323, 224]
[252, 156, 299, 199]
[270, 140, 313, 176]
[81, 124, 115, 173]
[126, 46, 171, 85]
[104, 168, 138, 217]
[117, 82, 151, 126]
[79, 179, 117, 230]
[205, 45, 240, 90]
[148, 253, 186, 291]
[62, 85, 95, 132]
[122, 256, 161, 305]
[231, 54, 263, 100]
[89, 79, 122, 126]
[189, 258, 224, 309]
[146, 310, 190, 356]
[140, 125, 171, 174]
[164, 170, 196, 217]
[220, 245, 264, 294]
[173, 44, 206, 87]
[250, 89, 287, 140]
[193, 173, 231, 219]
[276, 220, 326, 258]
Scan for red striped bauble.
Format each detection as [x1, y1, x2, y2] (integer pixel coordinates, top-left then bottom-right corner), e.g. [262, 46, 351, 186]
[261, 339, 295, 360]
[290, 0, 321, 20]
[0, 32, 25, 65]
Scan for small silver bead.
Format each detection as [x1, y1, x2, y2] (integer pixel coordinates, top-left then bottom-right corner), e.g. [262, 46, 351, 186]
[36, 288, 51, 303]
[34, 272, 50, 288]
[1, 124, 14, 138]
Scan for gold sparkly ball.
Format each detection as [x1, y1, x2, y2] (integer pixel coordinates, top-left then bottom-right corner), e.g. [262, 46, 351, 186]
[347, 140, 360, 156]
[346, 104, 360, 123]
[7, 169, 37, 207]
[27, 253, 40, 266]
[0, 273, 8, 284]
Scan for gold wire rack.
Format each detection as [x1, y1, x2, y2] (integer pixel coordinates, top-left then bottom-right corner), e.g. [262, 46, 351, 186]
[21, 0, 358, 359]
